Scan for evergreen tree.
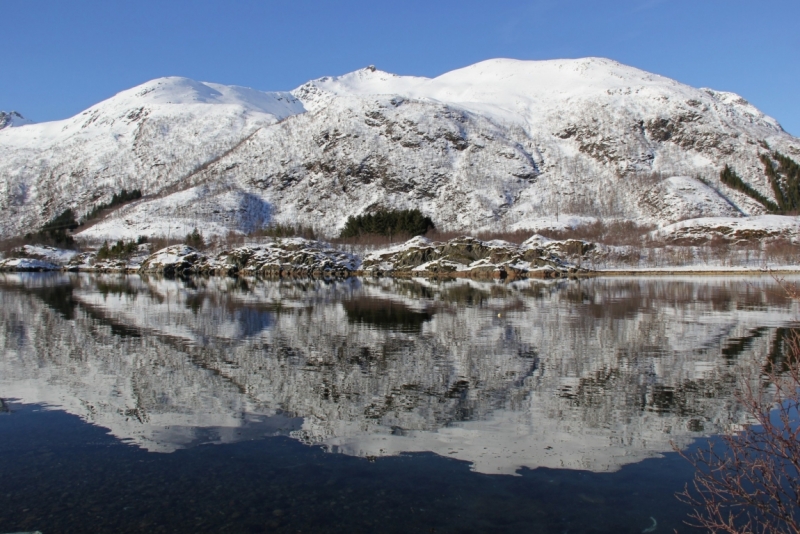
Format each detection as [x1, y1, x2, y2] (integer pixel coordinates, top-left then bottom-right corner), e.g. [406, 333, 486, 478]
[37, 209, 78, 247]
[719, 164, 779, 212]
[84, 189, 143, 221]
[339, 209, 434, 238]
[185, 228, 204, 249]
[759, 152, 800, 213]
[97, 241, 110, 260]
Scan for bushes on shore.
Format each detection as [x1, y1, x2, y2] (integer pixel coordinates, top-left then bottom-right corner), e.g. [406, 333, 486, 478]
[96, 239, 139, 260]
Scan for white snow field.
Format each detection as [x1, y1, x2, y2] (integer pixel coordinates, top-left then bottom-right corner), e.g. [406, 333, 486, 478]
[1, 58, 799, 242]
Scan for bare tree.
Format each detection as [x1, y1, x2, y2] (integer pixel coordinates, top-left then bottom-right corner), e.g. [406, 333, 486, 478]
[677, 279, 800, 533]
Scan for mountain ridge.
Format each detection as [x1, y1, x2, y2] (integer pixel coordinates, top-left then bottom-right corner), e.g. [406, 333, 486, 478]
[1, 57, 798, 242]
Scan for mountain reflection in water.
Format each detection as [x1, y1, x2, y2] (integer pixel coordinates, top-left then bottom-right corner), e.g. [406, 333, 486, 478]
[0, 273, 797, 476]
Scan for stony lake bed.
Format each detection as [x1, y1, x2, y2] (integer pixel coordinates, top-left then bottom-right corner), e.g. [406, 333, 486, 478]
[1, 271, 799, 532]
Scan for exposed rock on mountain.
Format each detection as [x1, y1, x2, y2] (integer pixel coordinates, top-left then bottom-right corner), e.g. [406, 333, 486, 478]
[0, 111, 33, 130]
[1, 58, 799, 241]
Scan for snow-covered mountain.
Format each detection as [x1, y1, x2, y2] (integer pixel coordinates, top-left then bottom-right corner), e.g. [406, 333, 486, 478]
[1, 58, 799, 241]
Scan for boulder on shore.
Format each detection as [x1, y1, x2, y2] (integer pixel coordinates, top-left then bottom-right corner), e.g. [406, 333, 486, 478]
[138, 239, 360, 277]
[362, 235, 589, 279]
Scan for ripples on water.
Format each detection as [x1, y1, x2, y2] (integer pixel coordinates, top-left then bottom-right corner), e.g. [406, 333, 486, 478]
[0, 273, 797, 533]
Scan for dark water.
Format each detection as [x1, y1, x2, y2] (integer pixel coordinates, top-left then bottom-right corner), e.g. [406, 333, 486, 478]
[0, 273, 797, 533]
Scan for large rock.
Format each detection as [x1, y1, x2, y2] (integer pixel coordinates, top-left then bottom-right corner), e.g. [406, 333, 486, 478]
[139, 245, 206, 276]
[362, 236, 588, 279]
[0, 257, 60, 272]
[138, 239, 360, 277]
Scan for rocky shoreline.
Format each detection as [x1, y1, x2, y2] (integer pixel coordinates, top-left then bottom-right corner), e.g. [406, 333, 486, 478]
[0, 236, 587, 279]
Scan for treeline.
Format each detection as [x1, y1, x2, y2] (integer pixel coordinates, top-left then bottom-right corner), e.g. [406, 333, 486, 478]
[761, 151, 800, 213]
[19, 188, 143, 248]
[256, 223, 317, 240]
[719, 164, 779, 212]
[26, 209, 79, 247]
[84, 189, 142, 221]
[339, 209, 434, 238]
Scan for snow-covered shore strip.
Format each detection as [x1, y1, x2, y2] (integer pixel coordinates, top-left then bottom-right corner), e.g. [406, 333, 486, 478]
[656, 215, 800, 243]
[1, 234, 798, 277]
[0, 236, 582, 278]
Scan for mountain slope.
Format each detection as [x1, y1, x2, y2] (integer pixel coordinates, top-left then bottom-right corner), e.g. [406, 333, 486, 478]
[1, 58, 799, 241]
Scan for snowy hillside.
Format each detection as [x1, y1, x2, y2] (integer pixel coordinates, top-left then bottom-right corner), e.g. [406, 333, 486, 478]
[1, 58, 799, 241]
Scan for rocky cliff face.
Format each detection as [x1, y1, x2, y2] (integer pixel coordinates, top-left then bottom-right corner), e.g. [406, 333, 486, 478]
[1, 58, 799, 242]
[0, 111, 33, 130]
[0, 274, 794, 474]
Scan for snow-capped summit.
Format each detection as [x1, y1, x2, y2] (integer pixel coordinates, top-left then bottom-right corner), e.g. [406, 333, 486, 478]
[0, 110, 34, 129]
[89, 76, 304, 119]
[0, 77, 306, 150]
[296, 57, 783, 133]
[0, 58, 798, 241]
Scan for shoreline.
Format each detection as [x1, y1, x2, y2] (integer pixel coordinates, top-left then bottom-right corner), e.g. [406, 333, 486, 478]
[2, 265, 800, 279]
[2, 238, 798, 280]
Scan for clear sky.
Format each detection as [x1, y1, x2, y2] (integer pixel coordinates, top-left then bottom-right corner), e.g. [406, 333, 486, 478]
[2, 0, 798, 134]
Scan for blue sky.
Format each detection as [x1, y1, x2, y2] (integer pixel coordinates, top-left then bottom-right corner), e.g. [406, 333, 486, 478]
[3, 0, 799, 134]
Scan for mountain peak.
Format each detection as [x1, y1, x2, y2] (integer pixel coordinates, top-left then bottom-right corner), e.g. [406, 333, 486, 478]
[0, 110, 34, 129]
[94, 77, 305, 117]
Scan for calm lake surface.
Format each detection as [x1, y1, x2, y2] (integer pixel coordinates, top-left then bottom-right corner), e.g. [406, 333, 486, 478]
[1, 273, 797, 533]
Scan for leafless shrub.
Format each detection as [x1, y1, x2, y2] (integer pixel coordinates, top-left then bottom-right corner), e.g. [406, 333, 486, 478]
[252, 223, 317, 240]
[0, 233, 82, 255]
[148, 236, 184, 252]
[329, 232, 416, 249]
[676, 278, 800, 533]
[538, 220, 653, 246]
[326, 228, 536, 249]
[765, 239, 800, 266]
[0, 236, 33, 256]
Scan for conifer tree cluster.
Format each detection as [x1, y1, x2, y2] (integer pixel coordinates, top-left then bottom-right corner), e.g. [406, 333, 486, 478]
[84, 189, 142, 221]
[761, 152, 800, 213]
[185, 228, 204, 249]
[719, 165, 779, 212]
[339, 209, 434, 239]
[27, 209, 79, 247]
